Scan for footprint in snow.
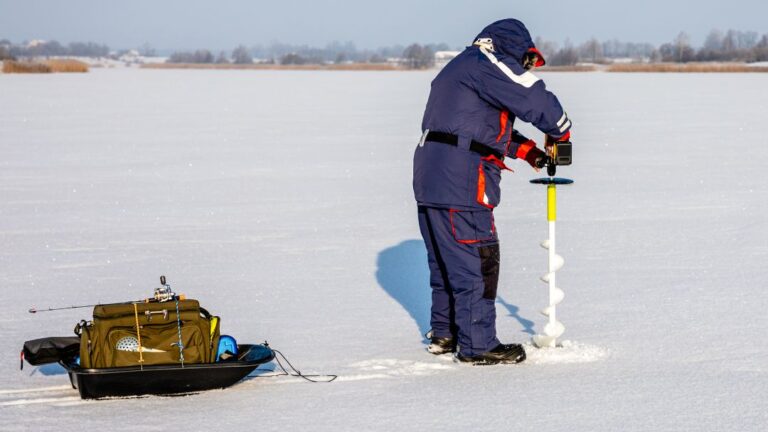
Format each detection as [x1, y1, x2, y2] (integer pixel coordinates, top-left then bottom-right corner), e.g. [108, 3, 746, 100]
[340, 359, 455, 381]
[523, 340, 610, 364]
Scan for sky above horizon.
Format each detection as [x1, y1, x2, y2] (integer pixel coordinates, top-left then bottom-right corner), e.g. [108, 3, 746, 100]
[1, 0, 766, 51]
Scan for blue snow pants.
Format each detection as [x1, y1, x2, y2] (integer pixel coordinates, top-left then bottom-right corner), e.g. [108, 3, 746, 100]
[417, 206, 501, 356]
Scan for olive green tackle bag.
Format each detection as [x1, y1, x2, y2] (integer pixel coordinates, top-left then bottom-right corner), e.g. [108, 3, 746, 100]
[76, 299, 221, 369]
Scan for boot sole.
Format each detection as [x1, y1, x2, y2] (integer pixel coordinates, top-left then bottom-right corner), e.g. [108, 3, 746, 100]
[456, 351, 526, 365]
[427, 345, 455, 355]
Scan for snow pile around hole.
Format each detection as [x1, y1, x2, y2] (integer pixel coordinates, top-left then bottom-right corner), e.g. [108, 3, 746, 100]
[523, 340, 610, 364]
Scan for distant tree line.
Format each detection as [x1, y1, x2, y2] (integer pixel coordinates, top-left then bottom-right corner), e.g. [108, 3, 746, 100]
[246, 40, 449, 65]
[536, 29, 768, 65]
[165, 41, 449, 68]
[402, 44, 435, 69]
[0, 39, 109, 59]
[167, 45, 254, 64]
[657, 30, 768, 62]
[0, 41, 11, 60]
[168, 49, 214, 63]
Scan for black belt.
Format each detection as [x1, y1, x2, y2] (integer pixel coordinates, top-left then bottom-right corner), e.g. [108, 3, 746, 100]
[424, 131, 504, 159]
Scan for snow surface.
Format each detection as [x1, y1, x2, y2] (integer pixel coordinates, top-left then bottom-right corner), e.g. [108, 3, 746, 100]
[1, 69, 767, 431]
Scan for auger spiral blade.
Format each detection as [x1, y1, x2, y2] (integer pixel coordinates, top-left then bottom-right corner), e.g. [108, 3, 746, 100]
[530, 177, 573, 349]
[532, 334, 557, 348]
[532, 321, 566, 347]
[550, 254, 564, 272]
[551, 287, 565, 305]
[543, 320, 565, 338]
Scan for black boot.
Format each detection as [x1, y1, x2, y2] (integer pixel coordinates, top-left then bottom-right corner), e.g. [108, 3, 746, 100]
[456, 343, 526, 365]
[427, 336, 456, 355]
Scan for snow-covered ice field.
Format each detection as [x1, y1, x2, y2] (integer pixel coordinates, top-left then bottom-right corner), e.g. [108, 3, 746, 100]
[1, 68, 767, 430]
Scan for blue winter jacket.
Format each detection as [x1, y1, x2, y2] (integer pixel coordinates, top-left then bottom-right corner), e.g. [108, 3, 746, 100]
[413, 19, 571, 210]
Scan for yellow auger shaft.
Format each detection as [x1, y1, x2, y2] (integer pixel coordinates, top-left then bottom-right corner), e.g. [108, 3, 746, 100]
[547, 184, 556, 222]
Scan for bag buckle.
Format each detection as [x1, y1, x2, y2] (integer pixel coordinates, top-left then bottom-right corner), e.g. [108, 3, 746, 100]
[145, 309, 169, 321]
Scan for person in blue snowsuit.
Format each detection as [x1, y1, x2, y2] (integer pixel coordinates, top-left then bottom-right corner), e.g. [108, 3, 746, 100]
[413, 18, 572, 364]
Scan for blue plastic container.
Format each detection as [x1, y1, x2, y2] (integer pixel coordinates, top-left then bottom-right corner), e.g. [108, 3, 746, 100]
[216, 335, 238, 361]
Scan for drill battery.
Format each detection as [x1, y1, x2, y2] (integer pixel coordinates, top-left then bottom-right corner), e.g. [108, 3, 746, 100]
[551, 141, 572, 166]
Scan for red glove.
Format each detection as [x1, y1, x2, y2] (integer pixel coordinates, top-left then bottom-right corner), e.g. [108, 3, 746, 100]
[516, 140, 546, 169]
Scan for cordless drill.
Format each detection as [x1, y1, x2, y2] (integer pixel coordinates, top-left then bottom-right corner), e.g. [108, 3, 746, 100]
[541, 135, 572, 177]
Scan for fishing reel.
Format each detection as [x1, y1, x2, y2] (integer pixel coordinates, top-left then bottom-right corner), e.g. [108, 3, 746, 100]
[153, 275, 177, 302]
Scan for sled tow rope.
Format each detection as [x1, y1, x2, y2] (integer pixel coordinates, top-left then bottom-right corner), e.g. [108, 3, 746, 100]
[132, 303, 144, 369]
[174, 298, 185, 367]
[254, 346, 337, 383]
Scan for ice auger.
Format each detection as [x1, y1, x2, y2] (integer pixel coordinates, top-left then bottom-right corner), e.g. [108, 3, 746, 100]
[531, 140, 573, 348]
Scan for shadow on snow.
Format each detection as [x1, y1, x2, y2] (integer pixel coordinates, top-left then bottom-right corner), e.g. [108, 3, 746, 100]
[375, 239, 432, 338]
[497, 296, 536, 335]
[29, 363, 68, 376]
[376, 239, 536, 339]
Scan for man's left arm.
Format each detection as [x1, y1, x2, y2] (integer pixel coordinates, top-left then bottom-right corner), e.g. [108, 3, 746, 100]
[508, 129, 546, 168]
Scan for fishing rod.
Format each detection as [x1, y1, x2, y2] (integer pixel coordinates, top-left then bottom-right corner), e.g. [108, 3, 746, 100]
[29, 304, 104, 314]
[28, 276, 180, 314]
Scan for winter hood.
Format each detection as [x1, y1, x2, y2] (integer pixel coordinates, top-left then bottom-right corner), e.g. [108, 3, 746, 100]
[473, 19, 545, 67]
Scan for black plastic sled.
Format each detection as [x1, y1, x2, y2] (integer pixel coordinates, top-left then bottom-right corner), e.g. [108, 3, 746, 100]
[59, 344, 274, 399]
